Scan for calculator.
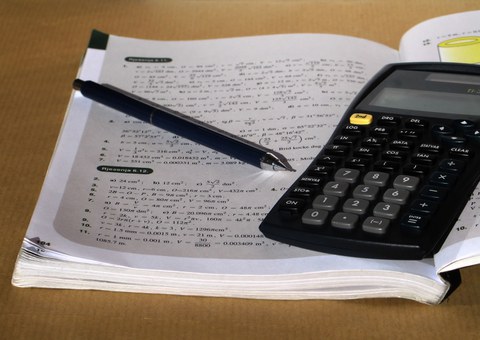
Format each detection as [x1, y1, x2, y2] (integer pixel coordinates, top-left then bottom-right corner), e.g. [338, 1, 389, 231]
[259, 62, 480, 260]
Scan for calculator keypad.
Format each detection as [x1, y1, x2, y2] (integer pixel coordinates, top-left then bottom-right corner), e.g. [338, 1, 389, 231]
[260, 112, 480, 259]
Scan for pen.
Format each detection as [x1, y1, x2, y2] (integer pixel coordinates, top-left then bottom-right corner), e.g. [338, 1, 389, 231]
[73, 79, 295, 171]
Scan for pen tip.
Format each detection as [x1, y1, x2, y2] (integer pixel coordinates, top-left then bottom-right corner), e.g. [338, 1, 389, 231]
[277, 160, 296, 172]
[261, 152, 295, 172]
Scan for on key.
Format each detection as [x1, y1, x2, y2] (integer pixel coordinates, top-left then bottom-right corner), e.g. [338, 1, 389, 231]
[279, 197, 306, 218]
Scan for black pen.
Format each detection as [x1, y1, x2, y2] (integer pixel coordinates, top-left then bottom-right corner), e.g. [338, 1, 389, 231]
[73, 79, 295, 171]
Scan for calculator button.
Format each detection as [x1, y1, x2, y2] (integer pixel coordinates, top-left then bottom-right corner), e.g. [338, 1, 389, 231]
[302, 209, 329, 227]
[429, 171, 457, 187]
[353, 146, 378, 158]
[344, 158, 371, 171]
[453, 119, 475, 132]
[449, 146, 473, 158]
[393, 175, 420, 191]
[370, 126, 394, 138]
[440, 135, 466, 147]
[312, 195, 339, 211]
[377, 115, 401, 126]
[343, 124, 364, 136]
[420, 185, 447, 201]
[418, 143, 442, 154]
[432, 124, 454, 140]
[465, 129, 480, 144]
[382, 150, 408, 162]
[350, 113, 373, 125]
[410, 199, 438, 214]
[403, 163, 430, 177]
[324, 144, 350, 156]
[343, 198, 369, 215]
[333, 135, 358, 146]
[400, 212, 429, 234]
[362, 216, 390, 235]
[279, 198, 306, 217]
[373, 202, 401, 219]
[438, 159, 465, 173]
[362, 137, 387, 147]
[317, 155, 342, 167]
[405, 118, 428, 129]
[331, 212, 358, 230]
[411, 152, 437, 166]
[352, 185, 379, 200]
[323, 181, 349, 197]
[309, 165, 334, 177]
[374, 160, 401, 173]
[383, 188, 410, 205]
[398, 128, 422, 140]
[334, 168, 360, 183]
[363, 171, 389, 187]
[299, 176, 323, 188]
[290, 187, 315, 199]
[389, 139, 414, 151]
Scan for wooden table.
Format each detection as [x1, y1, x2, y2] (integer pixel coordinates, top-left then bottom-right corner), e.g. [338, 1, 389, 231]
[2, 1, 480, 338]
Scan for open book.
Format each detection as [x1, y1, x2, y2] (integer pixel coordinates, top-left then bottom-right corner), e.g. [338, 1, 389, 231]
[12, 10, 480, 304]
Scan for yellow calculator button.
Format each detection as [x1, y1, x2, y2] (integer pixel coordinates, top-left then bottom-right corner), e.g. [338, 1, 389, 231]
[350, 113, 373, 125]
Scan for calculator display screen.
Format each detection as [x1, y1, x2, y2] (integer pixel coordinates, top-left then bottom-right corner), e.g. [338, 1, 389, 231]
[369, 87, 480, 116]
[426, 72, 480, 86]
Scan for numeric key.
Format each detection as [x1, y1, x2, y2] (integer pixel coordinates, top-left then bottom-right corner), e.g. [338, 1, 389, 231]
[363, 171, 389, 187]
[352, 185, 379, 200]
[313, 195, 339, 211]
[383, 188, 410, 205]
[334, 168, 360, 184]
[373, 202, 401, 219]
[393, 175, 420, 191]
[302, 209, 329, 227]
[343, 198, 369, 215]
[323, 181, 349, 197]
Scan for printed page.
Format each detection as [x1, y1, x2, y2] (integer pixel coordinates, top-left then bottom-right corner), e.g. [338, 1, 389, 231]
[397, 10, 480, 271]
[435, 191, 480, 272]
[24, 33, 443, 279]
[399, 10, 480, 62]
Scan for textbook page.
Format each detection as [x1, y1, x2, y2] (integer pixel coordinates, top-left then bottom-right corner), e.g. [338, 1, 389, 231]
[399, 10, 480, 63]
[398, 10, 480, 271]
[22, 33, 445, 280]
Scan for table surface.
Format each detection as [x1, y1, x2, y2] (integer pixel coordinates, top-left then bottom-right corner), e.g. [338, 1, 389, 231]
[2, 1, 480, 339]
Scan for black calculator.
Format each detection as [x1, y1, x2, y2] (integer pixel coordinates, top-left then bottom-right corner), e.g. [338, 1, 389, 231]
[260, 62, 480, 260]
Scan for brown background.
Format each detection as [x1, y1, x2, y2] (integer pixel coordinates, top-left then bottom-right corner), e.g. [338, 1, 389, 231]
[2, 1, 480, 339]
